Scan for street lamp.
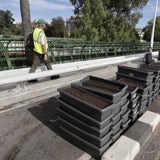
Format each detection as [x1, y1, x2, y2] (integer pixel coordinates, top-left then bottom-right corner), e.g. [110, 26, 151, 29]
[150, 0, 159, 52]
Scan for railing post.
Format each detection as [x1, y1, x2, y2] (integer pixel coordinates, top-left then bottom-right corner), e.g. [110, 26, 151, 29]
[158, 51, 160, 61]
[0, 42, 12, 70]
[145, 52, 153, 64]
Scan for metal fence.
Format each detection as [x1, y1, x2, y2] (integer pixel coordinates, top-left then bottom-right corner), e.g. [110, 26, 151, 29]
[0, 37, 158, 71]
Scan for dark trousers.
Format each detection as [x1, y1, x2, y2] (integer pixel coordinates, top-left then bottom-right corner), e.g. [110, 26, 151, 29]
[29, 51, 52, 73]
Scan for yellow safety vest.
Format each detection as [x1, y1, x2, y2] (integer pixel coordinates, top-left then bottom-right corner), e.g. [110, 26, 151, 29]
[33, 28, 48, 54]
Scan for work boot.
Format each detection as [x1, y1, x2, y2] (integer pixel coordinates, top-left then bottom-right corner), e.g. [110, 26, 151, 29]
[28, 79, 38, 83]
[50, 75, 60, 80]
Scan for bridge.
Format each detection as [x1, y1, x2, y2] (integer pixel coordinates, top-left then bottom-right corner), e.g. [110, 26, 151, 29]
[1, 38, 158, 105]
[0, 38, 160, 160]
[1, 37, 160, 70]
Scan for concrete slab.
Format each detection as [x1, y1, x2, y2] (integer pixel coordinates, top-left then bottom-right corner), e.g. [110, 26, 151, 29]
[138, 111, 160, 131]
[101, 111, 160, 160]
[101, 135, 140, 160]
[124, 121, 152, 147]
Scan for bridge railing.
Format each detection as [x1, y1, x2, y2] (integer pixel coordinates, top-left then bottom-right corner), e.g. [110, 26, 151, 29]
[0, 37, 159, 71]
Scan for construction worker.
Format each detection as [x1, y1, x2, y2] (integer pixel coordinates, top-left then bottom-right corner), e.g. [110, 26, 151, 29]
[29, 19, 59, 81]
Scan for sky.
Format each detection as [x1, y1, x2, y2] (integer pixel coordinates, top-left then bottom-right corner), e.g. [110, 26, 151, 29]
[0, 0, 160, 29]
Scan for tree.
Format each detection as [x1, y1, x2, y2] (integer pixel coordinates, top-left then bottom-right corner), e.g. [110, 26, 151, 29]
[14, 23, 23, 36]
[70, 29, 82, 38]
[103, 0, 146, 42]
[143, 21, 152, 42]
[143, 16, 160, 42]
[80, 0, 106, 41]
[80, 0, 94, 40]
[70, 0, 148, 42]
[46, 17, 67, 37]
[20, 0, 32, 42]
[0, 10, 15, 36]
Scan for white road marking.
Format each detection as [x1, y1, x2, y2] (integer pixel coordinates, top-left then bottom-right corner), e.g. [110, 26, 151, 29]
[0, 103, 29, 114]
[77, 152, 92, 160]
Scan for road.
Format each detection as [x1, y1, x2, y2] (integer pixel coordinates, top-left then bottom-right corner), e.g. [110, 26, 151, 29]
[1, 59, 160, 160]
[0, 62, 119, 160]
[0, 96, 92, 160]
[1, 90, 160, 160]
[135, 96, 160, 160]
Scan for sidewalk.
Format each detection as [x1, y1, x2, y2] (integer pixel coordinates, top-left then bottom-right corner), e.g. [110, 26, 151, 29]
[134, 96, 160, 160]
[1, 58, 160, 160]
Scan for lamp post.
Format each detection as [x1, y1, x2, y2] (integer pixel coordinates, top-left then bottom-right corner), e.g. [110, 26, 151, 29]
[150, 0, 159, 52]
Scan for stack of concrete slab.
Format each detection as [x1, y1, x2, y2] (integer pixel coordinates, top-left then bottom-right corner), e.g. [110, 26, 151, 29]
[57, 76, 129, 159]
[73, 76, 130, 141]
[117, 78, 149, 121]
[116, 65, 155, 117]
[140, 64, 160, 99]
[56, 62, 160, 159]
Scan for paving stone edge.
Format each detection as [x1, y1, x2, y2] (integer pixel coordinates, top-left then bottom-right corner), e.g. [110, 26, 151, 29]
[101, 111, 160, 160]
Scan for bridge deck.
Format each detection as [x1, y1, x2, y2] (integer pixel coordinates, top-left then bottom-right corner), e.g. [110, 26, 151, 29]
[0, 56, 160, 160]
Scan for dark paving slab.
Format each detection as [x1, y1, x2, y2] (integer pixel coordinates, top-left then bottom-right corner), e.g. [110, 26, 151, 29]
[124, 121, 152, 147]
[134, 96, 160, 160]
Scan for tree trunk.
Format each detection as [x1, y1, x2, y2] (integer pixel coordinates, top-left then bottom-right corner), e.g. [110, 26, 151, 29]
[20, 0, 32, 42]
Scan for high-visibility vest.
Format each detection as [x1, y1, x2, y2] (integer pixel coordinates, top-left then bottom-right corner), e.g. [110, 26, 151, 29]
[33, 28, 48, 54]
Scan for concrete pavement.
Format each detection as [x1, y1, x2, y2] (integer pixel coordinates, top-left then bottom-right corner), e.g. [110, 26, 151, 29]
[1, 58, 160, 160]
[101, 111, 160, 160]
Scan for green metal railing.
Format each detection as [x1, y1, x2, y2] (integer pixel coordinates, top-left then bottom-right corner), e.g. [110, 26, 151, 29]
[0, 37, 159, 71]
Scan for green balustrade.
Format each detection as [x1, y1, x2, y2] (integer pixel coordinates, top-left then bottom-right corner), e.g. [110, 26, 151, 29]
[0, 37, 159, 71]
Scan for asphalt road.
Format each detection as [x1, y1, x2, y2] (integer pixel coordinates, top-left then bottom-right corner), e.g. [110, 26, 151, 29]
[0, 96, 93, 160]
[0, 60, 123, 160]
[1, 93, 160, 160]
[1, 59, 160, 160]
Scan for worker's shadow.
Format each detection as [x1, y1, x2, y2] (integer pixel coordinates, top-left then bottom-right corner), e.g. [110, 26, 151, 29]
[28, 96, 102, 160]
[28, 96, 62, 135]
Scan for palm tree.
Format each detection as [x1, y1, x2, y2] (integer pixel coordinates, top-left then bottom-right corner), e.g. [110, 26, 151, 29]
[20, 0, 32, 42]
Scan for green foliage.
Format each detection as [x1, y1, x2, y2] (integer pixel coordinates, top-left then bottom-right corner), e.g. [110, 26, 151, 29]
[79, 0, 106, 41]
[70, 0, 148, 42]
[14, 23, 23, 36]
[143, 22, 152, 42]
[143, 16, 160, 42]
[0, 10, 16, 36]
[46, 17, 67, 37]
[70, 29, 82, 38]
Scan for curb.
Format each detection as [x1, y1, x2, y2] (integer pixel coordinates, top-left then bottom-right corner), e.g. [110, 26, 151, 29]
[101, 111, 160, 160]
